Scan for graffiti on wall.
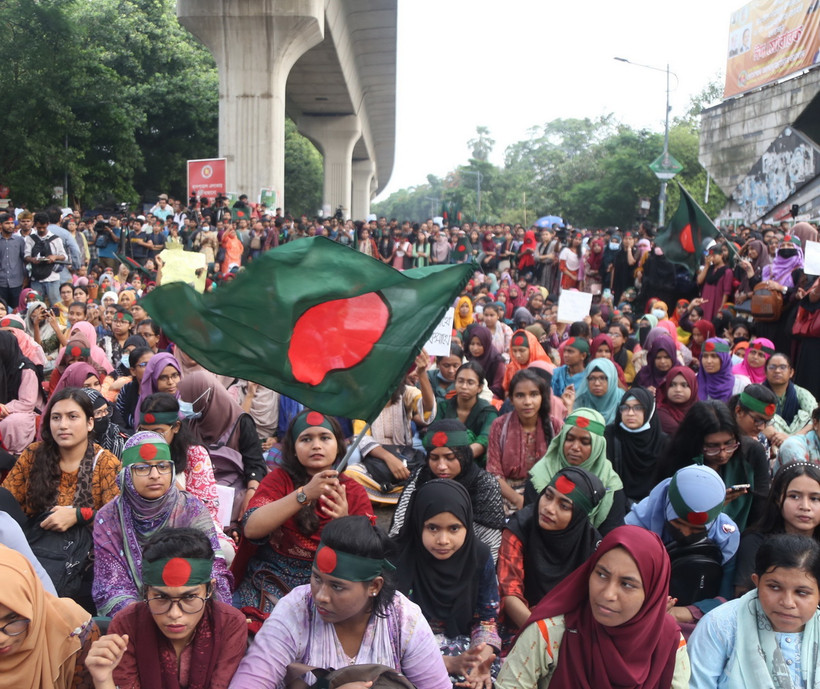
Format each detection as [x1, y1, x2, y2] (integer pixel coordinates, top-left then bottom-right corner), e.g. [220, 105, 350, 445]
[733, 127, 820, 223]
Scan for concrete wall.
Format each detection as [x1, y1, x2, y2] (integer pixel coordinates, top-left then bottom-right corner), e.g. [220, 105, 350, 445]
[699, 69, 820, 197]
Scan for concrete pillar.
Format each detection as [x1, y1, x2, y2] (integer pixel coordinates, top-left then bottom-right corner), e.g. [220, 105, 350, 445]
[177, 1, 324, 209]
[299, 115, 361, 219]
[351, 159, 375, 220]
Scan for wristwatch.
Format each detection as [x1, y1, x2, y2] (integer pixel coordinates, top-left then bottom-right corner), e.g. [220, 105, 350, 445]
[296, 488, 308, 504]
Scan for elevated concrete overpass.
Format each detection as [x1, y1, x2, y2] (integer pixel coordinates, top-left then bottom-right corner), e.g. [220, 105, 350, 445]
[177, 0, 396, 219]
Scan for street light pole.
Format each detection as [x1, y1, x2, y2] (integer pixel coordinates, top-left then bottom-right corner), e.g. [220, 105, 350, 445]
[614, 57, 677, 226]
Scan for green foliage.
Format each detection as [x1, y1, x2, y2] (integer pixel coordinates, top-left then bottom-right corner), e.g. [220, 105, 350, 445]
[284, 118, 323, 218]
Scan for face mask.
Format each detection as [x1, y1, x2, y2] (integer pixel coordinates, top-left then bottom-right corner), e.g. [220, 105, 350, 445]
[778, 248, 798, 259]
[609, 242, 620, 251]
[120, 353, 130, 369]
[179, 387, 211, 420]
[93, 416, 110, 438]
[638, 324, 651, 347]
[652, 309, 666, 320]
[666, 520, 708, 547]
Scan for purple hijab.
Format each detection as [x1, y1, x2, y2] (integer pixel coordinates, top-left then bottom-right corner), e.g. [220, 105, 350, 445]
[634, 335, 677, 390]
[762, 242, 803, 288]
[697, 338, 736, 402]
[135, 352, 181, 421]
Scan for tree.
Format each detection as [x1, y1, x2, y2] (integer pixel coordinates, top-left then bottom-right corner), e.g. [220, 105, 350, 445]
[284, 118, 323, 218]
[468, 126, 495, 162]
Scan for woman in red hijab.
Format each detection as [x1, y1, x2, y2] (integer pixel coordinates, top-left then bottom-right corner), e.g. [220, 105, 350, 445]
[497, 524, 689, 688]
[689, 319, 716, 361]
[517, 230, 537, 276]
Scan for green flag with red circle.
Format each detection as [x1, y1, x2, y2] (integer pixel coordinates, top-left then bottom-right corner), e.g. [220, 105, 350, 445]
[654, 181, 720, 274]
[140, 237, 472, 422]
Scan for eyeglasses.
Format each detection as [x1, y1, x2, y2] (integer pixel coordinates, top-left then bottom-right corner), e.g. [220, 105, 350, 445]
[145, 593, 210, 615]
[130, 461, 174, 476]
[0, 618, 30, 637]
[702, 442, 740, 457]
[767, 364, 789, 371]
[619, 404, 644, 414]
[745, 413, 770, 428]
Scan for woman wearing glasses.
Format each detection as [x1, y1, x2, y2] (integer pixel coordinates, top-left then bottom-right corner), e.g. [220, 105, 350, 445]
[92, 432, 232, 617]
[0, 544, 98, 689]
[660, 400, 770, 532]
[86, 528, 247, 689]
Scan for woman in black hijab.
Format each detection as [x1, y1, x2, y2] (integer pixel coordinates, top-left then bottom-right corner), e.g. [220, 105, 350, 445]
[605, 386, 667, 505]
[395, 479, 499, 685]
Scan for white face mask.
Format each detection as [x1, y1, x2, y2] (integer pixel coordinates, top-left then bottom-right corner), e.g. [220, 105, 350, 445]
[609, 242, 620, 251]
[652, 309, 666, 321]
[120, 352, 130, 369]
[179, 387, 211, 420]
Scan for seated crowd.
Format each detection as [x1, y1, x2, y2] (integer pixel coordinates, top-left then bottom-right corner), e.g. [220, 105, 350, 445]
[4, 206, 820, 688]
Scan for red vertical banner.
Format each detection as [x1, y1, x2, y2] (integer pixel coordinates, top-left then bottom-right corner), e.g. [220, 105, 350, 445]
[187, 158, 227, 197]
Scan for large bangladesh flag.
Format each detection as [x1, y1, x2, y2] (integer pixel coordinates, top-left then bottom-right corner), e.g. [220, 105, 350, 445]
[141, 237, 472, 422]
[655, 181, 720, 274]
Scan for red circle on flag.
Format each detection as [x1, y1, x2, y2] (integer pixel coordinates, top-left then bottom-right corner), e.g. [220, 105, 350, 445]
[144, 413, 155, 424]
[306, 411, 325, 426]
[765, 403, 776, 416]
[457, 245, 465, 251]
[687, 511, 709, 526]
[575, 417, 590, 429]
[139, 443, 158, 460]
[432, 431, 449, 447]
[555, 475, 576, 495]
[566, 337, 575, 347]
[162, 558, 192, 587]
[316, 547, 337, 573]
[705, 342, 715, 353]
[679, 224, 695, 253]
[70, 346, 81, 357]
[0, 318, 9, 327]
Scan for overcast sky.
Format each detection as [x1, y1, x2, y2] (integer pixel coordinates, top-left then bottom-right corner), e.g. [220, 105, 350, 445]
[375, 0, 740, 200]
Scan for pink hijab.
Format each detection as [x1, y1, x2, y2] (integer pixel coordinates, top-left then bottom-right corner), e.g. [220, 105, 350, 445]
[57, 321, 113, 374]
[732, 337, 774, 384]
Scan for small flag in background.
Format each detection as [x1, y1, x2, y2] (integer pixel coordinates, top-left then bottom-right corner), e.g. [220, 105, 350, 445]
[141, 237, 472, 422]
[655, 181, 720, 274]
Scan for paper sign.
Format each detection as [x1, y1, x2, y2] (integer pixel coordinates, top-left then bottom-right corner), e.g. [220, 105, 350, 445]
[158, 249, 207, 293]
[557, 290, 593, 324]
[424, 307, 455, 357]
[804, 240, 820, 276]
[215, 484, 235, 528]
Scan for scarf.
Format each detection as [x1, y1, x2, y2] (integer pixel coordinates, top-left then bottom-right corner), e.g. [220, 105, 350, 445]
[766, 379, 801, 426]
[82, 389, 125, 458]
[50, 362, 101, 399]
[690, 319, 716, 359]
[732, 337, 774, 384]
[57, 321, 113, 374]
[524, 525, 680, 689]
[738, 240, 771, 292]
[608, 387, 665, 502]
[586, 238, 605, 272]
[518, 230, 537, 270]
[573, 359, 621, 425]
[506, 469, 603, 605]
[394, 480, 489, 637]
[503, 329, 551, 392]
[634, 334, 677, 390]
[453, 296, 474, 331]
[698, 338, 737, 402]
[590, 333, 613, 359]
[705, 262, 730, 286]
[656, 365, 698, 433]
[728, 588, 820, 689]
[0, 331, 39, 405]
[178, 371, 243, 446]
[0, 545, 90, 689]
[464, 324, 504, 385]
[136, 352, 182, 417]
[529, 408, 623, 529]
[130, 599, 223, 689]
[762, 246, 804, 288]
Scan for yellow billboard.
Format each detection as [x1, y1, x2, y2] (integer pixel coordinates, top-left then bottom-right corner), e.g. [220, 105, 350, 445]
[725, 0, 820, 99]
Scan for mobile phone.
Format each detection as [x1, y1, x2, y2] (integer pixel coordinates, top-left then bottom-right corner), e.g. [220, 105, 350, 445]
[728, 484, 750, 492]
[51, 306, 60, 315]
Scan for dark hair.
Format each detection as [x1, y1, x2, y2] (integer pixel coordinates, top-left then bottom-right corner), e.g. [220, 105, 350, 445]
[509, 369, 554, 443]
[731, 384, 778, 417]
[128, 346, 154, 372]
[568, 321, 590, 338]
[448, 341, 464, 360]
[768, 352, 793, 369]
[143, 526, 213, 562]
[749, 463, 820, 538]
[755, 533, 820, 583]
[664, 400, 740, 476]
[280, 413, 347, 536]
[139, 393, 192, 473]
[482, 303, 500, 316]
[0, 212, 12, 224]
[455, 360, 485, 387]
[113, 305, 130, 319]
[29, 388, 95, 515]
[319, 516, 397, 617]
[137, 318, 160, 336]
[68, 301, 87, 314]
[608, 323, 629, 339]
[59, 281, 73, 294]
[33, 211, 49, 226]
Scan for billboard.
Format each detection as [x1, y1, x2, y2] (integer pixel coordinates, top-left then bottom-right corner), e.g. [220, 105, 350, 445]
[731, 126, 820, 222]
[724, 0, 820, 99]
[187, 158, 227, 198]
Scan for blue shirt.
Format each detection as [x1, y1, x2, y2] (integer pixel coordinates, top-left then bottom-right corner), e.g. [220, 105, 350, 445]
[0, 233, 26, 288]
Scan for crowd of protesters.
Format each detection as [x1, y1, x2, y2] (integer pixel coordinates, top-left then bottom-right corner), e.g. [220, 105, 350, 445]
[2, 190, 820, 688]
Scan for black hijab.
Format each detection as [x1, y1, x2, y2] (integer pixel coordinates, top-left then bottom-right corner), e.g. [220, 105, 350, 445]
[394, 479, 489, 637]
[505, 466, 603, 605]
[606, 387, 667, 503]
[0, 331, 39, 405]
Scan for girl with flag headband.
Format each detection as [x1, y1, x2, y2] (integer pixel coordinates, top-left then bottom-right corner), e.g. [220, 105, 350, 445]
[87, 528, 247, 689]
[527, 407, 625, 534]
[732, 337, 774, 384]
[229, 515, 451, 689]
[697, 338, 751, 403]
[394, 479, 500, 686]
[92, 431, 232, 617]
[728, 384, 777, 457]
[497, 525, 690, 689]
[498, 467, 605, 639]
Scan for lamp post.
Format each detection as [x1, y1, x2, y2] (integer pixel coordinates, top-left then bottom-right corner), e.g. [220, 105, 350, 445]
[614, 57, 678, 227]
[462, 170, 483, 222]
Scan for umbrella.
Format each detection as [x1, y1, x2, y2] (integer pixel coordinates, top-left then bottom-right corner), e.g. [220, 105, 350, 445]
[535, 215, 564, 229]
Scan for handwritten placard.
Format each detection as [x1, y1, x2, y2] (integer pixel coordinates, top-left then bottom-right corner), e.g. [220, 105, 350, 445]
[424, 307, 455, 356]
[557, 290, 593, 324]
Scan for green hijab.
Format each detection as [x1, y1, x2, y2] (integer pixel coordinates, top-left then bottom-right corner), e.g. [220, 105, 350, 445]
[529, 407, 622, 528]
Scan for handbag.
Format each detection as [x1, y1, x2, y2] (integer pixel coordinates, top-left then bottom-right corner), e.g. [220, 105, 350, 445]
[285, 663, 417, 689]
[751, 283, 784, 322]
[793, 304, 820, 338]
[239, 567, 291, 634]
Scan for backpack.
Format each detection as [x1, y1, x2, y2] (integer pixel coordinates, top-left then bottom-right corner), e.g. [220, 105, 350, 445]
[751, 283, 784, 322]
[29, 235, 57, 281]
[666, 536, 723, 606]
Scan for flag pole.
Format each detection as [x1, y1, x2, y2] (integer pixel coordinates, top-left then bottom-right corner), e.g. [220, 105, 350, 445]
[335, 423, 372, 474]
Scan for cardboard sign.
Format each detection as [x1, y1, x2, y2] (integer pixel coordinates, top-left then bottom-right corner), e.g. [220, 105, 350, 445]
[557, 290, 593, 324]
[804, 240, 820, 276]
[158, 249, 207, 293]
[424, 307, 455, 356]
